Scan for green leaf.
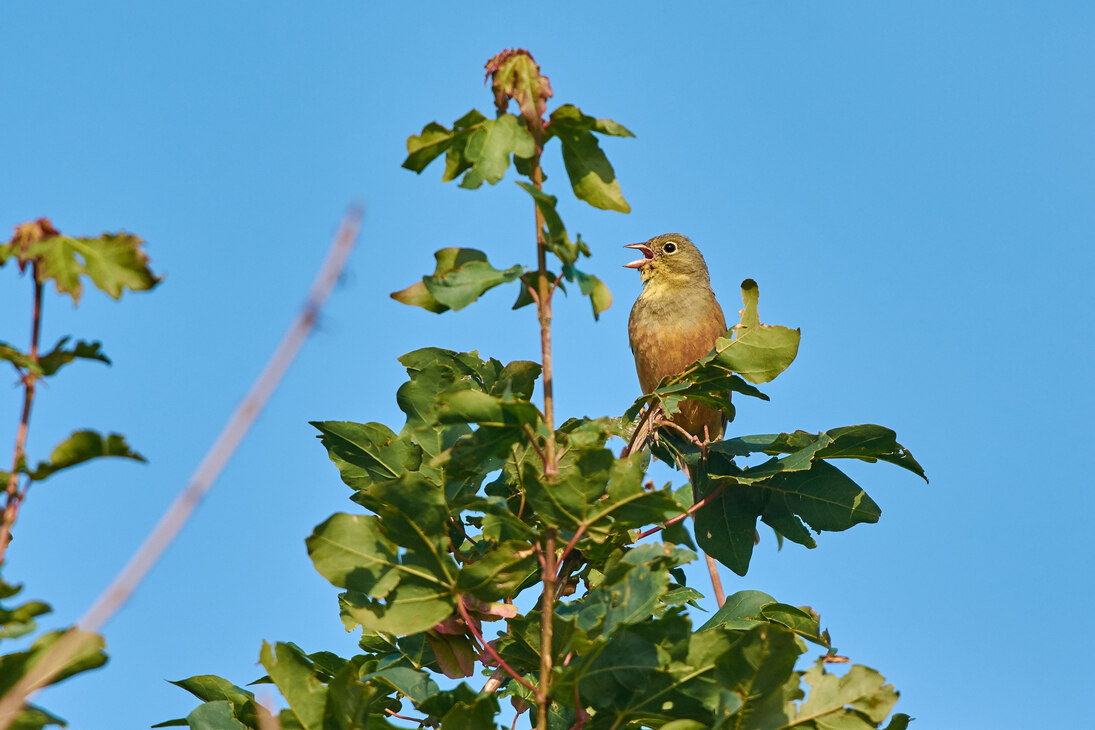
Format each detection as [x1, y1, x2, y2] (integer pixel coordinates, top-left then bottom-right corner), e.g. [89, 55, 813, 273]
[0, 343, 39, 374]
[437, 389, 541, 428]
[391, 248, 523, 313]
[815, 425, 927, 481]
[458, 114, 535, 189]
[0, 591, 51, 641]
[759, 604, 830, 649]
[720, 425, 925, 482]
[323, 662, 394, 730]
[562, 264, 612, 320]
[24, 232, 160, 304]
[694, 482, 766, 576]
[311, 421, 421, 492]
[514, 182, 590, 267]
[168, 675, 255, 706]
[362, 665, 439, 704]
[456, 541, 537, 602]
[185, 701, 247, 730]
[794, 662, 902, 728]
[36, 338, 110, 376]
[443, 110, 490, 182]
[260, 642, 327, 730]
[25, 430, 144, 482]
[418, 683, 501, 729]
[711, 279, 800, 384]
[547, 104, 631, 212]
[338, 474, 458, 635]
[523, 446, 614, 532]
[0, 629, 107, 695]
[306, 513, 401, 599]
[697, 590, 776, 631]
[404, 121, 458, 173]
[762, 461, 881, 534]
[11, 704, 67, 730]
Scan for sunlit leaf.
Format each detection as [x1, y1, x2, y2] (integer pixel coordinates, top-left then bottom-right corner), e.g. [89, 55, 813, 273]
[547, 104, 631, 212]
[392, 248, 523, 313]
[27, 431, 144, 482]
[260, 642, 326, 730]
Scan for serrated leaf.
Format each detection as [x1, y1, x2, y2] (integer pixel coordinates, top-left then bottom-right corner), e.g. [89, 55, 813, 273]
[36, 338, 110, 376]
[795, 663, 901, 727]
[27, 430, 144, 482]
[26, 232, 160, 303]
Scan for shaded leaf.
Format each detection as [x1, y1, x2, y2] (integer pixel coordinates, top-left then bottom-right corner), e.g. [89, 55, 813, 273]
[311, 421, 421, 492]
[185, 701, 247, 730]
[36, 338, 110, 376]
[307, 513, 401, 599]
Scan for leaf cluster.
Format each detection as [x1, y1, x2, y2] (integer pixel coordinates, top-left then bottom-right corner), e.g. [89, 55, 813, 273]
[166, 50, 919, 730]
[394, 51, 631, 321]
[1, 217, 160, 303]
[166, 343, 913, 729]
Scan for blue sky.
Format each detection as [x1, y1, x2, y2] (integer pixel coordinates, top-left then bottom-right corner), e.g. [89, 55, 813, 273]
[2, 2, 1093, 727]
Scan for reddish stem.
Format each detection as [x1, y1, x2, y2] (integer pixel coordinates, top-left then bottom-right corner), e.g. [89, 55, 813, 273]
[555, 526, 586, 580]
[0, 274, 43, 563]
[634, 480, 728, 541]
[456, 597, 538, 696]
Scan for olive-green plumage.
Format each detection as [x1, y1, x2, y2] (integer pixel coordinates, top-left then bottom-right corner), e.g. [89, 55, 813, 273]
[626, 233, 727, 440]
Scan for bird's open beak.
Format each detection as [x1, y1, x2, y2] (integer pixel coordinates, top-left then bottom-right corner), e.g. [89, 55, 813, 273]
[623, 242, 654, 269]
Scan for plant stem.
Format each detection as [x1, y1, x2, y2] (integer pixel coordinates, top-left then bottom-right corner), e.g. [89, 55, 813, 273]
[0, 274, 43, 564]
[530, 136, 557, 479]
[538, 527, 557, 730]
[456, 598, 538, 695]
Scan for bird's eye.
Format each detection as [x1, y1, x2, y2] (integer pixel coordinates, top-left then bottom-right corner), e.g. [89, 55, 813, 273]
[663, 242, 677, 254]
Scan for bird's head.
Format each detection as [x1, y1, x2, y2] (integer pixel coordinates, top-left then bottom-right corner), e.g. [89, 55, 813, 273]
[624, 233, 711, 287]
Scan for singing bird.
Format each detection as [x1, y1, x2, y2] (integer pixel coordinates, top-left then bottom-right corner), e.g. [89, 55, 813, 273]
[625, 233, 728, 442]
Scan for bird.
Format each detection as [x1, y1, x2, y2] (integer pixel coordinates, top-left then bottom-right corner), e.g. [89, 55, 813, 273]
[625, 233, 728, 444]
